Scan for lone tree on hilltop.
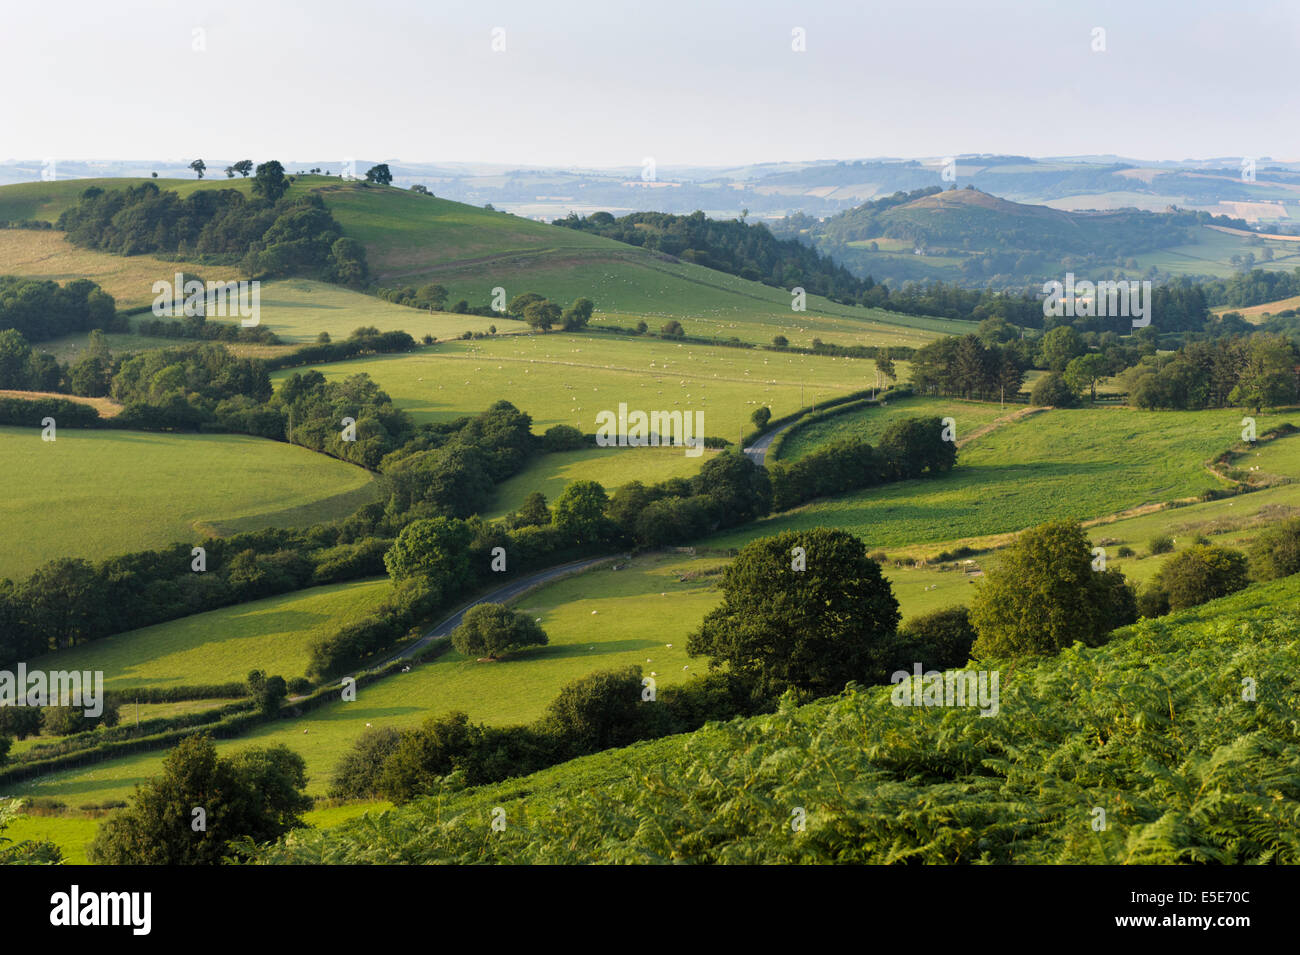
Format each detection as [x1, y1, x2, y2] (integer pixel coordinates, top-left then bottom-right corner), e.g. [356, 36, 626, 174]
[365, 163, 393, 185]
[189, 159, 206, 179]
[251, 160, 289, 202]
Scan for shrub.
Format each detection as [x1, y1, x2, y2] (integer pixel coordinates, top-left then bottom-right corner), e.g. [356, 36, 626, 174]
[1249, 516, 1300, 580]
[1153, 544, 1249, 611]
[894, 606, 978, 672]
[543, 424, 586, 452]
[1116, 545, 1135, 558]
[1029, 372, 1077, 408]
[1149, 534, 1175, 555]
[450, 603, 548, 660]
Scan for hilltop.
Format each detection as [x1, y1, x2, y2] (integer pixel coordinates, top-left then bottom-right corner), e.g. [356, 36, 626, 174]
[0, 175, 968, 349]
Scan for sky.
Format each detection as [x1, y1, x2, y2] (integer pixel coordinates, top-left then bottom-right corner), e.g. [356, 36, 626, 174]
[1, 0, 1297, 168]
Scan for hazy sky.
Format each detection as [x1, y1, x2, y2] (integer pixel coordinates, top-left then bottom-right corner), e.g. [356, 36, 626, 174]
[2, 0, 1296, 167]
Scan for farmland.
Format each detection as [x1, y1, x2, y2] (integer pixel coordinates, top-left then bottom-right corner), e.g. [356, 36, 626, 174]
[269, 333, 877, 439]
[0, 426, 377, 580]
[709, 405, 1296, 552]
[20, 579, 393, 691]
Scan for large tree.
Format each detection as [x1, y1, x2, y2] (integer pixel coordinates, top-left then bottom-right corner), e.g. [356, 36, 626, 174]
[1154, 543, 1249, 611]
[383, 517, 473, 587]
[365, 163, 393, 185]
[970, 520, 1136, 658]
[251, 160, 289, 202]
[451, 603, 548, 659]
[688, 528, 900, 697]
[88, 735, 311, 864]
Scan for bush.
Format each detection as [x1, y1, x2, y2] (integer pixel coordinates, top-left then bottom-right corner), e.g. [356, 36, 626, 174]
[1137, 584, 1170, 618]
[1149, 534, 1175, 555]
[542, 667, 650, 755]
[543, 424, 586, 452]
[1029, 372, 1077, 408]
[1153, 544, 1249, 611]
[970, 520, 1136, 658]
[894, 606, 978, 672]
[1249, 516, 1300, 580]
[450, 603, 548, 660]
[1116, 545, 1135, 558]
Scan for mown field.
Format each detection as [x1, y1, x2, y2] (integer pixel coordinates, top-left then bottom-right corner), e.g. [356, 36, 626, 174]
[270, 334, 877, 440]
[21, 579, 393, 691]
[0, 426, 377, 580]
[0, 228, 240, 310]
[709, 405, 1296, 552]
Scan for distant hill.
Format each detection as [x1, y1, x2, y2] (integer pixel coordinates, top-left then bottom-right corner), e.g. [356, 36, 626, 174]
[779, 185, 1274, 288]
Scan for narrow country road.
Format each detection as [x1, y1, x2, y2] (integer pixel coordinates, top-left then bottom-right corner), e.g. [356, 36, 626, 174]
[744, 420, 797, 466]
[370, 554, 624, 670]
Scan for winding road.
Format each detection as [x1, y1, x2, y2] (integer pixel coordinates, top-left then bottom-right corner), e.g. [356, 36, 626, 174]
[370, 554, 624, 671]
[743, 420, 797, 466]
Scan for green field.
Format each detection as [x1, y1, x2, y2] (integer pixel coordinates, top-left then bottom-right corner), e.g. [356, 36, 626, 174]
[9, 554, 718, 803]
[270, 333, 875, 440]
[486, 445, 710, 519]
[22, 579, 392, 690]
[0, 427, 377, 580]
[0, 177, 971, 351]
[1134, 225, 1300, 278]
[709, 406, 1296, 552]
[776, 394, 1010, 460]
[203, 278, 529, 343]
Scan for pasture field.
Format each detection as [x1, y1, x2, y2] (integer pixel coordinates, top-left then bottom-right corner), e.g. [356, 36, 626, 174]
[21, 579, 393, 691]
[708, 406, 1296, 552]
[1, 797, 394, 864]
[0, 228, 240, 309]
[203, 278, 529, 343]
[6, 699, 247, 759]
[1133, 225, 1300, 278]
[0, 427, 377, 580]
[7, 548, 1003, 808]
[486, 445, 711, 519]
[269, 333, 875, 440]
[1211, 293, 1300, 321]
[776, 394, 1008, 460]
[0, 178, 968, 351]
[10, 554, 720, 803]
[317, 180, 965, 349]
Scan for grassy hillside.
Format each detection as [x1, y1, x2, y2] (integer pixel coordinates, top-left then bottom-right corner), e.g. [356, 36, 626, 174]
[709, 406, 1296, 552]
[270, 334, 874, 439]
[0, 427, 377, 580]
[776, 394, 1009, 460]
[250, 574, 1300, 864]
[0, 176, 968, 350]
[22, 579, 392, 690]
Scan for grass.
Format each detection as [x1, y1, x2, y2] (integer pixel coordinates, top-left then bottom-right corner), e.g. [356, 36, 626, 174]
[1211, 293, 1300, 321]
[486, 446, 711, 519]
[776, 395, 1009, 460]
[8, 554, 718, 803]
[0, 427, 377, 581]
[0, 228, 240, 310]
[269, 333, 874, 441]
[1134, 225, 1300, 278]
[22, 579, 393, 691]
[1, 177, 970, 350]
[204, 278, 530, 343]
[708, 405, 1297, 552]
